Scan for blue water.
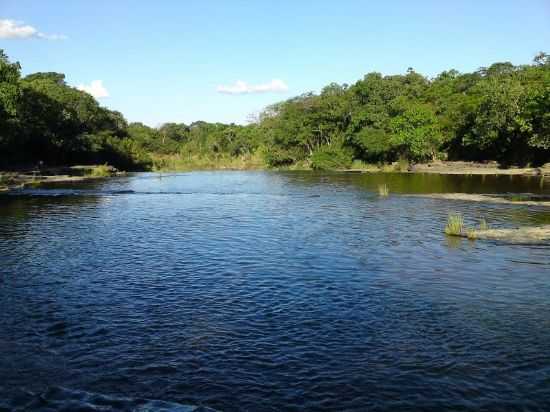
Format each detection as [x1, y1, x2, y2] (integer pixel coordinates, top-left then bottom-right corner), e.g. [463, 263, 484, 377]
[1, 172, 550, 411]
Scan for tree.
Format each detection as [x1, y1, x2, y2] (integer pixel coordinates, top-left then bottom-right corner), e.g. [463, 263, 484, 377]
[390, 104, 441, 161]
[0, 50, 22, 155]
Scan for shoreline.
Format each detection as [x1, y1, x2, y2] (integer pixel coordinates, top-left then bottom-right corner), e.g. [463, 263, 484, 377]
[152, 160, 550, 176]
[342, 161, 550, 176]
[2, 161, 549, 193]
[0, 165, 123, 193]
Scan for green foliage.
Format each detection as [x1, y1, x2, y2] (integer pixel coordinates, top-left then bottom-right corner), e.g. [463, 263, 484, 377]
[0, 50, 149, 170]
[0, 49, 548, 171]
[310, 144, 353, 170]
[256, 52, 549, 167]
[353, 128, 393, 161]
[390, 104, 442, 162]
[0, 50, 22, 152]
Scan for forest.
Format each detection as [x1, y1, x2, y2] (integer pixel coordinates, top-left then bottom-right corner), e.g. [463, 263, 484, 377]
[1, 49, 549, 171]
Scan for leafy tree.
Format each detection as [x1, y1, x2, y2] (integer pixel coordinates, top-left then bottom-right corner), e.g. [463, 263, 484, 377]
[0, 49, 22, 155]
[390, 104, 441, 161]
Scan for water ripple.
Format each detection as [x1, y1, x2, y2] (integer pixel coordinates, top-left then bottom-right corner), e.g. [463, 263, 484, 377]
[1, 172, 550, 411]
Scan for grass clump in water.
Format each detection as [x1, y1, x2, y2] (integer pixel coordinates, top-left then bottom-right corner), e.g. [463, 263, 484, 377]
[445, 213, 464, 236]
[467, 218, 490, 240]
[377, 184, 389, 197]
[479, 218, 489, 231]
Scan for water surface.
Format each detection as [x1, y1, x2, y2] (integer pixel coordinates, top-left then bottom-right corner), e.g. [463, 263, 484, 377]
[1, 172, 550, 411]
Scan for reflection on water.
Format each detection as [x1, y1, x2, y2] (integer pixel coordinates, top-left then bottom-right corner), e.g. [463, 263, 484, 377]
[1, 172, 550, 411]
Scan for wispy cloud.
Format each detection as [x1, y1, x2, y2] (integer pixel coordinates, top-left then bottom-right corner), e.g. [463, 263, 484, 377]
[0, 19, 66, 40]
[217, 79, 288, 95]
[77, 80, 109, 99]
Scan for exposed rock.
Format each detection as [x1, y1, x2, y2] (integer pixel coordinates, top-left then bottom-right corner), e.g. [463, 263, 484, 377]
[413, 193, 550, 207]
[467, 225, 550, 243]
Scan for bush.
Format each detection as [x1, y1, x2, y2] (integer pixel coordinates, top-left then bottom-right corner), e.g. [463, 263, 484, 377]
[310, 145, 353, 170]
[264, 148, 300, 167]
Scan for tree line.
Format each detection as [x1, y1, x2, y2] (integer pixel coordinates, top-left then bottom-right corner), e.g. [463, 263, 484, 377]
[1, 49, 548, 171]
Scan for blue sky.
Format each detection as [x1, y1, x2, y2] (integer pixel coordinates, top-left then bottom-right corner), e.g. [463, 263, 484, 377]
[1, 0, 549, 126]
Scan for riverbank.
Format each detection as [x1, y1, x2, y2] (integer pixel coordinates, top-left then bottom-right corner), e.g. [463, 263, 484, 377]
[343, 161, 550, 176]
[0, 165, 122, 192]
[408, 161, 550, 176]
[151, 155, 550, 176]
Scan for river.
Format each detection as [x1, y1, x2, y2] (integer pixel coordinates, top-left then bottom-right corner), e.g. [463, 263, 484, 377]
[1, 171, 549, 411]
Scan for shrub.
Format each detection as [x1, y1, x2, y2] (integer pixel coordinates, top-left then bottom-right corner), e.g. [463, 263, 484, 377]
[264, 148, 299, 167]
[310, 145, 353, 170]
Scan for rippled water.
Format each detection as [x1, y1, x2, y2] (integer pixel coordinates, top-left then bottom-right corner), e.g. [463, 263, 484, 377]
[1, 172, 550, 411]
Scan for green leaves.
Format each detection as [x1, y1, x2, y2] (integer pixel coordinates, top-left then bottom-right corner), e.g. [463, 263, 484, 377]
[390, 104, 441, 162]
[0, 49, 22, 118]
[1, 48, 549, 171]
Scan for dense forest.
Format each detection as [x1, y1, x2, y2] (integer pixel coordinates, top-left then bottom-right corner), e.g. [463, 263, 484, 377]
[1, 49, 549, 171]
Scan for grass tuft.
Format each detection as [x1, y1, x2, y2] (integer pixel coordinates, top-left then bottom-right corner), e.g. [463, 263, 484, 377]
[394, 157, 410, 172]
[479, 218, 489, 231]
[377, 184, 389, 197]
[445, 213, 464, 236]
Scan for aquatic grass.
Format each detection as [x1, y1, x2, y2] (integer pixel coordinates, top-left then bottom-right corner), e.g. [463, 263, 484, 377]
[479, 218, 489, 231]
[446, 215, 489, 240]
[467, 217, 490, 240]
[444, 213, 464, 236]
[377, 184, 389, 197]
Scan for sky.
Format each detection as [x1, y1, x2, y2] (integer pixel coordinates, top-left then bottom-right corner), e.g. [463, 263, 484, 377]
[1, 0, 549, 127]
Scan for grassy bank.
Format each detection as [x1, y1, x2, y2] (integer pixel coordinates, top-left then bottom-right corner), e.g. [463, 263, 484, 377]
[149, 156, 550, 176]
[150, 153, 267, 171]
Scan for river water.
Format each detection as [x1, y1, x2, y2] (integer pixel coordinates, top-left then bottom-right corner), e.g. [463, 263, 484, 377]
[1, 172, 549, 411]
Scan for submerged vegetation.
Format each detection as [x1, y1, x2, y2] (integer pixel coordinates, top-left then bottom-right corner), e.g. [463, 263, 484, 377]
[1, 50, 549, 171]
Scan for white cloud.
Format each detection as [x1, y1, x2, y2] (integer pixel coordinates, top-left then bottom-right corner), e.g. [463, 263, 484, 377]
[0, 19, 66, 40]
[76, 80, 109, 99]
[217, 79, 288, 95]
[36, 32, 67, 40]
